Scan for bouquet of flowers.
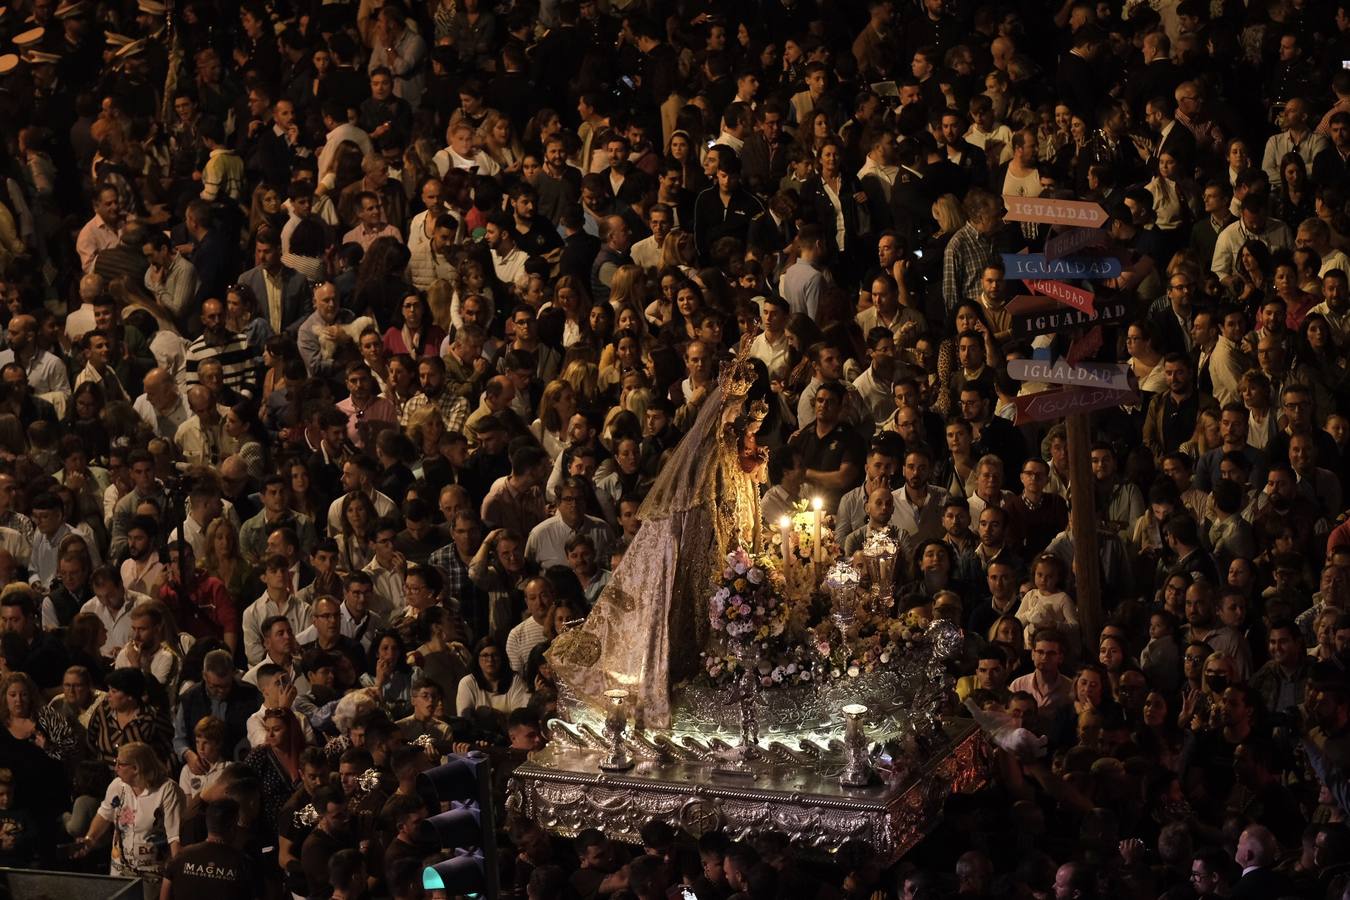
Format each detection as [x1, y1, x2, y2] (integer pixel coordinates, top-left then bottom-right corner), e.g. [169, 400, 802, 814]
[809, 599, 934, 680]
[703, 546, 814, 688]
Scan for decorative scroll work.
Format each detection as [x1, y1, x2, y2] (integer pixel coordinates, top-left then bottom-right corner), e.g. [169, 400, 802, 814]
[506, 720, 988, 863]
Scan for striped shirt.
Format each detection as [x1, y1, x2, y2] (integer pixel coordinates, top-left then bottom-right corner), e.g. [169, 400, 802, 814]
[186, 330, 261, 400]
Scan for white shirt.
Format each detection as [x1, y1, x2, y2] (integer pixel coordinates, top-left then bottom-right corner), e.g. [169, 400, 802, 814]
[133, 392, 191, 440]
[852, 366, 894, 426]
[491, 246, 528, 289]
[318, 123, 373, 176]
[96, 778, 183, 878]
[524, 513, 612, 570]
[505, 616, 549, 675]
[241, 593, 314, 666]
[1212, 217, 1294, 277]
[178, 760, 226, 802]
[749, 330, 791, 379]
[362, 557, 406, 616]
[630, 234, 664, 270]
[113, 641, 180, 690]
[0, 348, 71, 397]
[76, 214, 123, 273]
[857, 158, 898, 202]
[326, 488, 397, 535]
[80, 593, 147, 658]
[244, 703, 314, 748]
[433, 147, 500, 178]
[66, 303, 96, 343]
[455, 673, 531, 717]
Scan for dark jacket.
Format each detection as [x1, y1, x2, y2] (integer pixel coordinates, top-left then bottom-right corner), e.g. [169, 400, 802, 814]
[800, 172, 870, 258]
[178, 678, 263, 762]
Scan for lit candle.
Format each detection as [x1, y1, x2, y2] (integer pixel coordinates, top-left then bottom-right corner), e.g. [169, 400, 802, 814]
[779, 516, 792, 570]
[812, 497, 824, 562]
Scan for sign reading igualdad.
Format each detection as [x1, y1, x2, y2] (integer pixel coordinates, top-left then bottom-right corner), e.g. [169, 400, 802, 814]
[1011, 300, 1129, 337]
[1002, 254, 1122, 280]
[1003, 196, 1108, 228]
[1006, 358, 1134, 391]
[1012, 385, 1139, 425]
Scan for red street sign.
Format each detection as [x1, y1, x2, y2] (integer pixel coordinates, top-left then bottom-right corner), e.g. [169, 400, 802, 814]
[1045, 227, 1109, 261]
[1004, 196, 1108, 228]
[1025, 278, 1095, 314]
[1067, 326, 1103, 364]
[1013, 385, 1139, 425]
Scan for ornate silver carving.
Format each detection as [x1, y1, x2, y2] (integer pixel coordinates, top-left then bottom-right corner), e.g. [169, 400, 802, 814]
[507, 719, 987, 863]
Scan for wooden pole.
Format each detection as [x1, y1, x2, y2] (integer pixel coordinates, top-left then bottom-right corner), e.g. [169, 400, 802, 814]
[1065, 411, 1102, 648]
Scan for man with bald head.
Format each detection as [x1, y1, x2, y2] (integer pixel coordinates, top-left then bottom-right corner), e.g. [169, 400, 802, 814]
[463, 375, 528, 446]
[1232, 824, 1293, 897]
[173, 384, 237, 467]
[132, 368, 191, 440]
[65, 273, 105, 342]
[186, 297, 262, 400]
[0, 313, 70, 399]
[591, 214, 633, 303]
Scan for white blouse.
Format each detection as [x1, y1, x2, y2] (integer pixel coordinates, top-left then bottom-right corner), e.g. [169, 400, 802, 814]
[97, 778, 183, 880]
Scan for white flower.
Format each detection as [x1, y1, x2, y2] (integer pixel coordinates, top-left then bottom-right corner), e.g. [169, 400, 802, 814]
[847, 665, 860, 678]
[747, 567, 764, 584]
[734, 562, 748, 576]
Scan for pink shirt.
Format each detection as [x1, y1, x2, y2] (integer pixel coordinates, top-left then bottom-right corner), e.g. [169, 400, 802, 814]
[336, 395, 398, 448]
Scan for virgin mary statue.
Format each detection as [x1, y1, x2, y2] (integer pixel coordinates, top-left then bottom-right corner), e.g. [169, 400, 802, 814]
[549, 352, 767, 728]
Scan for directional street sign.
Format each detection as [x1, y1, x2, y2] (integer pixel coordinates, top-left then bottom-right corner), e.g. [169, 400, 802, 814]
[1006, 358, 1134, 391]
[1025, 278, 1095, 313]
[1013, 385, 1139, 425]
[1003, 254, 1121, 280]
[1009, 298, 1129, 337]
[1067, 326, 1104, 364]
[1003, 196, 1108, 228]
[1045, 226, 1109, 261]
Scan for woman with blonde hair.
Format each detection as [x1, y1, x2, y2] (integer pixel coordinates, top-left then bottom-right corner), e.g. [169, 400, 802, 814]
[246, 183, 285, 246]
[1179, 650, 1241, 732]
[532, 379, 577, 461]
[74, 740, 182, 896]
[1180, 408, 1222, 460]
[1240, 369, 1276, 450]
[478, 111, 524, 174]
[202, 518, 249, 602]
[407, 405, 447, 476]
[606, 265, 649, 315]
[426, 278, 456, 334]
[932, 194, 967, 237]
[560, 358, 601, 411]
[658, 230, 697, 274]
[0, 670, 77, 763]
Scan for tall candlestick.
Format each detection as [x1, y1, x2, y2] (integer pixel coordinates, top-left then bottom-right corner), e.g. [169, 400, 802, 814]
[812, 497, 824, 562]
[778, 516, 792, 570]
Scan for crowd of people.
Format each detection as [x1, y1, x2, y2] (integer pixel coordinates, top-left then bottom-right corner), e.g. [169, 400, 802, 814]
[0, 0, 1349, 897]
